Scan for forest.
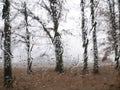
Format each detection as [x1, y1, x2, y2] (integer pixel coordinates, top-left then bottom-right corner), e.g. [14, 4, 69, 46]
[0, 0, 120, 90]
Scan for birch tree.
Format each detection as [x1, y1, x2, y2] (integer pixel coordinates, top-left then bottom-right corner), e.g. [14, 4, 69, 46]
[90, 0, 99, 74]
[23, 2, 33, 74]
[28, 0, 64, 73]
[118, 0, 120, 74]
[2, 0, 13, 88]
[108, 0, 119, 69]
[81, 0, 89, 74]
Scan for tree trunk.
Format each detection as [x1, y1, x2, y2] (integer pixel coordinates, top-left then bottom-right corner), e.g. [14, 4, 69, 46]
[118, 0, 120, 74]
[3, 0, 13, 88]
[81, 0, 89, 74]
[90, 0, 99, 74]
[93, 23, 99, 73]
[26, 31, 32, 74]
[24, 2, 32, 74]
[51, 0, 64, 73]
[54, 32, 63, 73]
[108, 0, 119, 69]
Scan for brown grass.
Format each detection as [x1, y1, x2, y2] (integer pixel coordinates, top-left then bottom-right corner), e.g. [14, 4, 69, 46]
[0, 65, 120, 90]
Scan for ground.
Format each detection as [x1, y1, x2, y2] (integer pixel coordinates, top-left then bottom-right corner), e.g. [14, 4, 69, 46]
[0, 65, 120, 90]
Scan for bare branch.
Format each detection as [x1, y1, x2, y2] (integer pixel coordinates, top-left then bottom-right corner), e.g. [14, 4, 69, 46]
[27, 9, 54, 42]
[41, 1, 51, 14]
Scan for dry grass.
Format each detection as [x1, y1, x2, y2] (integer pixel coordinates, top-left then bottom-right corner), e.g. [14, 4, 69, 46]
[0, 65, 120, 90]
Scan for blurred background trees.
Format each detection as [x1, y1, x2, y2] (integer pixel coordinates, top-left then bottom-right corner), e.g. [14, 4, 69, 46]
[0, 0, 119, 88]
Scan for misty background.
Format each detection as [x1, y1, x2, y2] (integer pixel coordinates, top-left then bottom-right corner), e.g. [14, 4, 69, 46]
[0, 0, 116, 67]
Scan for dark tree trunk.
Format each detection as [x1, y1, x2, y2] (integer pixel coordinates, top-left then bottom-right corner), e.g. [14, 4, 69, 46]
[26, 30, 32, 74]
[3, 0, 12, 88]
[23, 2, 32, 74]
[119, 0, 120, 44]
[92, 22, 99, 73]
[82, 39, 89, 74]
[51, 0, 64, 73]
[108, 0, 119, 69]
[54, 32, 63, 73]
[118, 0, 120, 74]
[90, 0, 99, 74]
[81, 0, 89, 74]
[118, 0, 120, 45]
